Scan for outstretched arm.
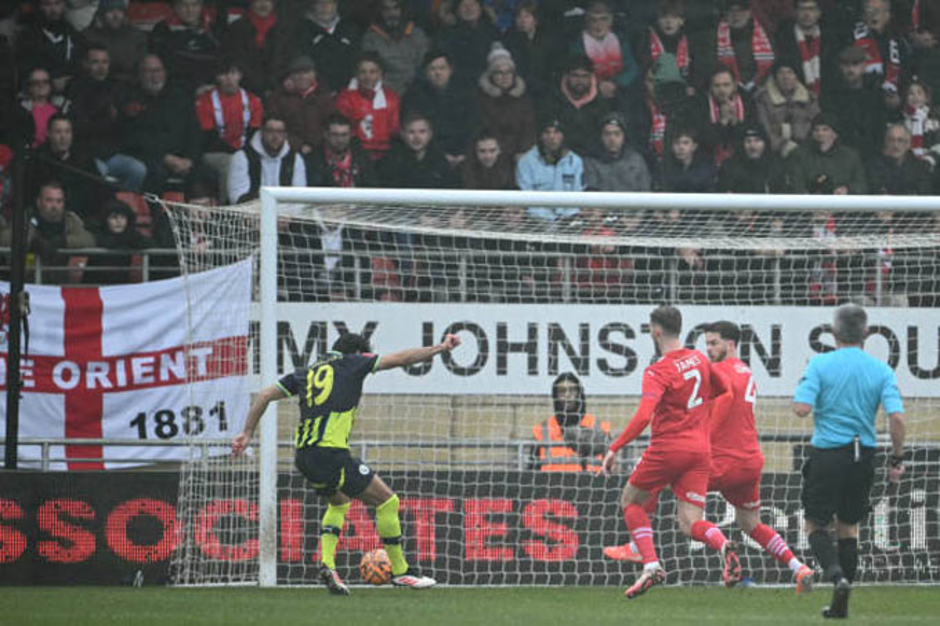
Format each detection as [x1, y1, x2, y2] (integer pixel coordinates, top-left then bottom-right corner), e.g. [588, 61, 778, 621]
[376, 334, 462, 371]
[232, 385, 287, 456]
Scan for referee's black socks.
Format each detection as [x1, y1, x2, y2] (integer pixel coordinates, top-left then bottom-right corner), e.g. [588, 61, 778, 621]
[808, 530, 844, 584]
[838, 538, 859, 583]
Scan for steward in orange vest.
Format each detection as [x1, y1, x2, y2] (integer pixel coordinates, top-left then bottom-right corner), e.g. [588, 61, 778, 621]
[532, 373, 612, 472]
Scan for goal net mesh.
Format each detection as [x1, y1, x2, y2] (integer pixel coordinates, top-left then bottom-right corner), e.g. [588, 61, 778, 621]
[165, 196, 940, 587]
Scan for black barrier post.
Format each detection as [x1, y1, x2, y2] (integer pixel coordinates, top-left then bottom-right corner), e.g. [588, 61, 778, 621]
[4, 146, 29, 470]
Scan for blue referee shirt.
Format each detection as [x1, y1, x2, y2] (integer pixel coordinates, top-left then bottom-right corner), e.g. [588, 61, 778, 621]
[793, 347, 904, 449]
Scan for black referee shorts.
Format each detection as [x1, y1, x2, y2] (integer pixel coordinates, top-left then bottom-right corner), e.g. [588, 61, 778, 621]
[801, 443, 876, 526]
[295, 447, 375, 498]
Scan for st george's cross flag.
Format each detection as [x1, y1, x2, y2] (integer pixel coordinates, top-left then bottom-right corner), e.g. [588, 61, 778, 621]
[0, 260, 251, 469]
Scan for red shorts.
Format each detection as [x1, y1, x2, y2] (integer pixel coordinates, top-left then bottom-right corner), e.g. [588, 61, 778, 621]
[629, 447, 710, 508]
[708, 456, 764, 510]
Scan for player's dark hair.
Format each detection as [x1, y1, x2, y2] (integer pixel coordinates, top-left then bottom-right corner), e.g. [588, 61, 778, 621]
[332, 333, 372, 355]
[833, 304, 867, 345]
[650, 305, 682, 337]
[707, 321, 741, 344]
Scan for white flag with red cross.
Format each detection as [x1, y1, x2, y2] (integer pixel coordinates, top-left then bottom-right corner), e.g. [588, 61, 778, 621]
[1, 260, 252, 470]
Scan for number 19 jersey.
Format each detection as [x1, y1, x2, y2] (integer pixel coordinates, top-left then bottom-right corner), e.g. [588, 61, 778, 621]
[643, 348, 714, 453]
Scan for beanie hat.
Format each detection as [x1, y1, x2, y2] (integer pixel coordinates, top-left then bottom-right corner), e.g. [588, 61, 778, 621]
[652, 53, 685, 87]
[486, 43, 515, 73]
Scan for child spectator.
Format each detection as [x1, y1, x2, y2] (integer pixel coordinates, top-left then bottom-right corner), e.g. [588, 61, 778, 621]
[902, 80, 940, 167]
[85, 198, 152, 285]
[656, 127, 716, 193]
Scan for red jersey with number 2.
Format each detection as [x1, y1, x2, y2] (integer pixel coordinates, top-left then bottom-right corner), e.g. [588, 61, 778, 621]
[710, 357, 763, 469]
[643, 348, 715, 453]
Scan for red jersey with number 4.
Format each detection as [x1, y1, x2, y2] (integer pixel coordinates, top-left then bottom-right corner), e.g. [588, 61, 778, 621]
[710, 357, 763, 467]
[643, 348, 715, 452]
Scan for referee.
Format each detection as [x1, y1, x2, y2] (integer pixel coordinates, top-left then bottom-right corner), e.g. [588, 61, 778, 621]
[793, 304, 906, 619]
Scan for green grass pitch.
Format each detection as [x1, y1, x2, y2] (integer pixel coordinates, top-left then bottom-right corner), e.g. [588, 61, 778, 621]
[4, 586, 939, 625]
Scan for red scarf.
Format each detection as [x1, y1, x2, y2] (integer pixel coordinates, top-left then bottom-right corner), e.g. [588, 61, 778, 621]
[708, 94, 745, 166]
[717, 18, 774, 87]
[852, 23, 901, 92]
[913, 0, 922, 29]
[248, 11, 277, 48]
[795, 25, 821, 96]
[905, 103, 930, 155]
[649, 28, 689, 78]
[647, 97, 666, 158]
[326, 147, 355, 187]
[165, 7, 213, 32]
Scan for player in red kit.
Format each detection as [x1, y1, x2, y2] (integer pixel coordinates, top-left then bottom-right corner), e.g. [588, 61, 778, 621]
[705, 321, 815, 593]
[601, 306, 739, 599]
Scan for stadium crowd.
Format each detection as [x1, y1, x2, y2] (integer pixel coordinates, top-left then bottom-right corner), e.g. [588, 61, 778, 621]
[0, 0, 939, 302]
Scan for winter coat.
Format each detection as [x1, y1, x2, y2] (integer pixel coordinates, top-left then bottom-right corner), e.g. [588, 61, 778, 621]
[516, 145, 584, 221]
[68, 75, 125, 159]
[786, 140, 868, 194]
[378, 141, 459, 189]
[436, 18, 500, 87]
[754, 79, 820, 156]
[148, 17, 221, 92]
[656, 153, 717, 193]
[502, 26, 560, 100]
[221, 15, 292, 96]
[29, 144, 106, 223]
[476, 72, 536, 157]
[81, 24, 147, 86]
[265, 84, 335, 155]
[335, 82, 401, 159]
[772, 20, 845, 95]
[402, 77, 482, 156]
[85, 201, 152, 285]
[119, 85, 201, 167]
[584, 147, 652, 192]
[361, 22, 430, 95]
[569, 28, 639, 89]
[867, 153, 934, 196]
[0, 210, 95, 284]
[305, 140, 379, 188]
[821, 76, 887, 160]
[538, 83, 611, 157]
[293, 17, 361, 92]
[16, 16, 82, 80]
[228, 131, 307, 203]
[460, 154, 517, 190]
[717, 151, 789, 194]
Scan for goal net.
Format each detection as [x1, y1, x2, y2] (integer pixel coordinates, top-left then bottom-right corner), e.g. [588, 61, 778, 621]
[165, 189, 940, 587]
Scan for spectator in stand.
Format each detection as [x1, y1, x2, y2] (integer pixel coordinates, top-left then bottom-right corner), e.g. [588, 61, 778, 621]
[460, 130, 516, 189]
[787, 112, 868, 193]
[195, 59, 264, 202]
[120, 54, 202, 194]
[773, 0, 844, 98]
[222, 0, 291, 97]
[539, 55, 610, 157]
[306, 112, 379, 187]
[149, 0, 221, 96]
[698, 66, 755, 167]
[502, 1, 560, 100]
[571, 206, 634, 303]
[84, 198, 152, 285]
[436, 0, 500, 87]
[901, 80, 940, 168]
[294, 0, 361, 92]
[30, 114, 106, 223]
[16, 67, 63, 149]
[228, 115, 306, 203]
[910, 0, 940, 97]
[867, 123, 934, 196]
[402, 50, 482, 168]
[635, 0, 701, 92]
[378, 112, 459, 188]
[0, 181, 95, 285]
[335, 52, 401, 161]
[476, 44, 536, 161]
[81, 0, 147, 86]
[584, 112, 652, 192]
[69, 45, 146, 192]
[516, 116, 584, 222]
[656, 127, 716, 193]
[361, 0, 430, 95]
[755, 61, 821, 157]
[569, 0, 639, 101]
[714, 0, 776, 95]
[717, 122, 789, 193]
[850, 0, 909, 111]
[821, 45, 887, 161]
[16, 0, 83, 94]
[624, 57, 694, 168]
[266, 55, 335, 158]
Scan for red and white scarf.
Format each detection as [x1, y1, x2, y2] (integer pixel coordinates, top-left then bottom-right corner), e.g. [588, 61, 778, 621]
[211, 88, 251, 149]
[325, 147, 355, 187]
[647, 97, 666, 158]
[905, 103, 930, 157]
[708, 93, 745, 124]
[649, 29, 689, 78]
[852, 23, 901, 92]
[795, 25, 821, 95]
[583, 31, 624, 81]
[717, 18, 774, 87]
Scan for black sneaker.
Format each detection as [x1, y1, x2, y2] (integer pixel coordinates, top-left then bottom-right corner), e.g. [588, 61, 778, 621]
[319, 563, 351, 596]
[391, 568, 436, 589]
[822, 577, 851, 619]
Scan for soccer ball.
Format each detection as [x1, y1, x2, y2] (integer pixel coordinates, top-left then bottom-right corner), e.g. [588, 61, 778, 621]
[360, 548, 393, 585]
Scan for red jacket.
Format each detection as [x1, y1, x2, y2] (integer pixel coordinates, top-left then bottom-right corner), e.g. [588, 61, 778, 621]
[335, 82, 400, 159]
[195, 87, 263, 153]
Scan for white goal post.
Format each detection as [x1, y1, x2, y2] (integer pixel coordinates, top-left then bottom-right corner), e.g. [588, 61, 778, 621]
[169, 187, 940, 588]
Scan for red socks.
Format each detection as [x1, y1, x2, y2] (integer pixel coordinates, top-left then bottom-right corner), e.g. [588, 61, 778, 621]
[691, 520, 728, 552]
[623, 505, 659, 564]
[750, 523, 796, 566]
